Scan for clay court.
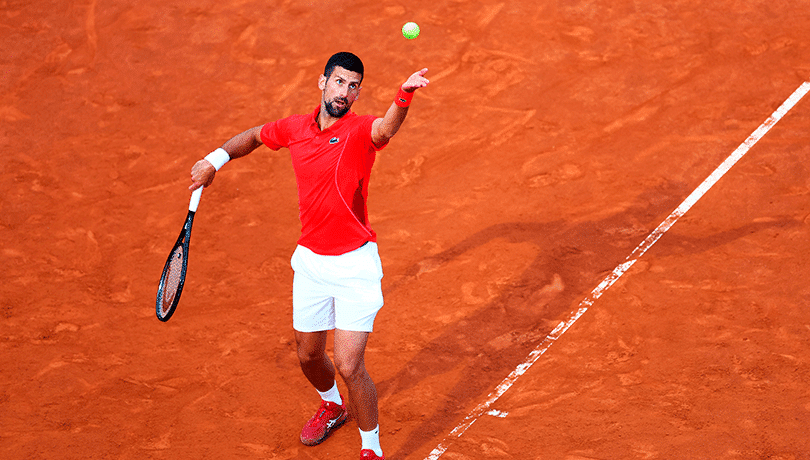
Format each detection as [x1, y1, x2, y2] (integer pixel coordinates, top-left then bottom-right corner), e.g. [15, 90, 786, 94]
[2, 0, 810, 459]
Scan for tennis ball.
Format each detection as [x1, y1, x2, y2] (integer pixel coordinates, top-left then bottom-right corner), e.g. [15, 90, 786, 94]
[402, 22, 420, 40]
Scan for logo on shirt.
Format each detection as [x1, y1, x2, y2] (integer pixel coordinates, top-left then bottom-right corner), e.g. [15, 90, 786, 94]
[329, 137, 340, 144]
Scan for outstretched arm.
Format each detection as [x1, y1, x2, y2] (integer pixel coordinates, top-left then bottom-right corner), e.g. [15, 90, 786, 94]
[371, 68, 429, 147]
[189, 126, 263, 191]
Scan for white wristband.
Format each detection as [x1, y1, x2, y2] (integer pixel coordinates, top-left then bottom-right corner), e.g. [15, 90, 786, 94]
[204, 148, 230, 171]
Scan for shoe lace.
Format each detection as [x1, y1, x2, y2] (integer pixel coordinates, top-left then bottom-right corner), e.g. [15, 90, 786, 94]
[316, 401, 334, 420]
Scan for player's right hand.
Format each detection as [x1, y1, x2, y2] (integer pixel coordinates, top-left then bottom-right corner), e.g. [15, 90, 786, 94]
[189, 159, 216, 191]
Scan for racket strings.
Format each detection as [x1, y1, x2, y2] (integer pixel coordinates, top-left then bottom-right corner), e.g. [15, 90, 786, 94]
[159, 246, 185, 316]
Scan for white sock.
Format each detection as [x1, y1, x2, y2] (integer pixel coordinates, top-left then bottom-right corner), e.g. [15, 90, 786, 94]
[317, 381, 342, 405]
[359, 425, 383, 457]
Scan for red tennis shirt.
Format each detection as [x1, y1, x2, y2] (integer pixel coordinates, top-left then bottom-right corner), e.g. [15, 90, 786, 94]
[260, 106, 388, 255]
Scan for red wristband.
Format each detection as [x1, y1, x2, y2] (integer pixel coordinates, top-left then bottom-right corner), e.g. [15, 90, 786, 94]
[395, 88, 414, 107]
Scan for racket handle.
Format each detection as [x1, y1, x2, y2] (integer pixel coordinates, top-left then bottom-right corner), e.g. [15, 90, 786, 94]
[189, 186, 203, 212]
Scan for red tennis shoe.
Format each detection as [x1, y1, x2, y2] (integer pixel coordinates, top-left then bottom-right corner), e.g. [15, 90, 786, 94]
[300, 398, 348, 446]
[360, 449, 385, 460]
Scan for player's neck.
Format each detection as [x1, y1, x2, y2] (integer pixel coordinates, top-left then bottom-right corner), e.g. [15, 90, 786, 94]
[317, 106, 342, 131]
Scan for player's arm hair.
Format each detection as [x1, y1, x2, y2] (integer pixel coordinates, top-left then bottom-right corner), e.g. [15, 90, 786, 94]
[221, 125, 264, 159]
[371, 104, 409, 147]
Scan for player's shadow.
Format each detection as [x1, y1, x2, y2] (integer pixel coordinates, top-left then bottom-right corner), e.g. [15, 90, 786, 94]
[379, 180, 800, 459]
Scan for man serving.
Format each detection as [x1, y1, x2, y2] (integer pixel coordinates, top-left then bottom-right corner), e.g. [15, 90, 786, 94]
[189, 52, 429, 460]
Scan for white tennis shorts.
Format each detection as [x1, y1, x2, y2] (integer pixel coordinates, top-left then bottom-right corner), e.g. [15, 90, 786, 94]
[291, 242, 384, 333]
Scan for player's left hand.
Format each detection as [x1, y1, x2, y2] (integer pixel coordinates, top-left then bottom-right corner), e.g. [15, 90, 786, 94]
[401, 68, 429, 93]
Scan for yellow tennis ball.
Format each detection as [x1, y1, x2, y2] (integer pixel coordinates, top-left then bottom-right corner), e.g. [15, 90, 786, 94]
[402, 22, 420, 40]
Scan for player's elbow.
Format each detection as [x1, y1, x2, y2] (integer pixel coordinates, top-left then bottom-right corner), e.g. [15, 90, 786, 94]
[372, 123, 398, 145]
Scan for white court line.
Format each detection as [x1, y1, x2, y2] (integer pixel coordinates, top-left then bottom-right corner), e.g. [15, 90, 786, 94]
[425, 81, 810, 460]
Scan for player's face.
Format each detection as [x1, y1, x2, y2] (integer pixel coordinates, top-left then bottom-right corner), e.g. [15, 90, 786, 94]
[319, 66, 362, 118]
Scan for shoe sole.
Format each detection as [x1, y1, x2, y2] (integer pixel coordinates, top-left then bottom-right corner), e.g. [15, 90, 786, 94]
[300, 411, 348, 446]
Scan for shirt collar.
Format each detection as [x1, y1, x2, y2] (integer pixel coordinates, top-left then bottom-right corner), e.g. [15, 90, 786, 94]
[310, 105, 356, 132]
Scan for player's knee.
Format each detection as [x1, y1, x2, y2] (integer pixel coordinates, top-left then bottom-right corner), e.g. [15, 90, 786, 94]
[334, 355, 364, 381]
[296, 343, 324, 366]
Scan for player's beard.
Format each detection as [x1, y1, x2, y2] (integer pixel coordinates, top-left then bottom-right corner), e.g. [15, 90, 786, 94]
[325, 97, 350, 118]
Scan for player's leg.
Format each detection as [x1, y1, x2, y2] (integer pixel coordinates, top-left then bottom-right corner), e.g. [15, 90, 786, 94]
[296, 329, 350, 446]
[333, 329, 377, 429]
[334, 329, 384, 459]
[291, 245, 348, 446]
[292, 244, 339, 391]
[295, 330, 334, 393]
[330, 243, 386, 458]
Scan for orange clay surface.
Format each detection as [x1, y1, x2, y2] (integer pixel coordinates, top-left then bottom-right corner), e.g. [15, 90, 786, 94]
[2, 1, 810, 459]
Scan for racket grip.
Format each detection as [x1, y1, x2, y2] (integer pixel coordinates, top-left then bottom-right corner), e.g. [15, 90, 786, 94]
[189, 186, 203, 212]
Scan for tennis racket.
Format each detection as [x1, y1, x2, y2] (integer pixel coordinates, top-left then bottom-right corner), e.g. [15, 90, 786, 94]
[156, 187, 203, 322]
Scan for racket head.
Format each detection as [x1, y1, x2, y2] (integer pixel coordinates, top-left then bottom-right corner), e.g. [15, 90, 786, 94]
[156, 213, 194, 322]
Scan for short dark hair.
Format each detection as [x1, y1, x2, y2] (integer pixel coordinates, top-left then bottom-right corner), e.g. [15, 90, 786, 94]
[324, 52, 364, 82]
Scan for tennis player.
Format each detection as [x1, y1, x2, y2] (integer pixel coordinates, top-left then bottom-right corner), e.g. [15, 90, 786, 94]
[188, 52, 428, 460]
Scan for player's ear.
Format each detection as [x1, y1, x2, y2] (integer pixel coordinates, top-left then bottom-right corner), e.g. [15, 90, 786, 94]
[318, 74, 326, 91]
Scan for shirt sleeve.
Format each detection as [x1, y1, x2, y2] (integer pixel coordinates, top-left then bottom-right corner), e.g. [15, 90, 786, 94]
[260, 120, 288, 151]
